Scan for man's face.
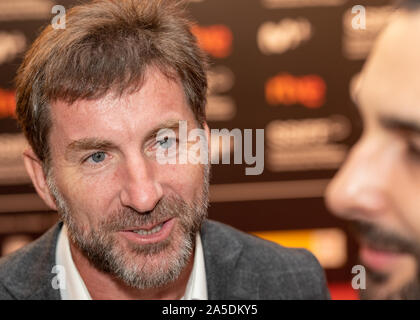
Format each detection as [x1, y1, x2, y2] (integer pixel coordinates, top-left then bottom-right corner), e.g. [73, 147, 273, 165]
[326, 11, 420, 299]
[46, 67, 209, 289]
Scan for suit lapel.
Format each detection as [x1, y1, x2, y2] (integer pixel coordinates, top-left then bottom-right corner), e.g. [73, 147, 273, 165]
[200, 220, 260, 300]
[1, 223, 62, 300]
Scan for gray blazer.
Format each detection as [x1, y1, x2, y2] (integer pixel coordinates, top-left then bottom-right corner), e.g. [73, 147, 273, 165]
[0, 220, 330, 300]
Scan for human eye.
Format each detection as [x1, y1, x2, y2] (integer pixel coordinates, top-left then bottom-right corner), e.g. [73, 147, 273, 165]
[84, 151, 107, 164]
[157, 136, 177, 150]
[408, 141, 420, 160]
[405, 131, 420, 162]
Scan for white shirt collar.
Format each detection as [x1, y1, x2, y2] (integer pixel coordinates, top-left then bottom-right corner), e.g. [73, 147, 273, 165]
[55, 224, 207, 300]
[182, 231, 208, 300]
[55, 225, 92, 300]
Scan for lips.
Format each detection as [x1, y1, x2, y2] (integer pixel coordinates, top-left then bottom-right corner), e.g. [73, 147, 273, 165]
[359, 244, 403, 272]
[132, 222, 164, 236]
[119, 218, 176, 245]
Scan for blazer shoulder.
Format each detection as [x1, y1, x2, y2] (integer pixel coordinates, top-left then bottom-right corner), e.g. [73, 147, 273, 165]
[201, 220, 330, 299]
[0, 223, 62, 299]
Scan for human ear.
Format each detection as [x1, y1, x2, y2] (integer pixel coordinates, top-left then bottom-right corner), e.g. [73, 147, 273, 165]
[22, 148, 58, 211]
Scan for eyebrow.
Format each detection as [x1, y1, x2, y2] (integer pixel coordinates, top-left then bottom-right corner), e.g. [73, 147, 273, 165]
[143, 119, 185, 142]
[65, 138, 118, 157]
[65, 119, 186, 156]
[379, 115, 420, 135]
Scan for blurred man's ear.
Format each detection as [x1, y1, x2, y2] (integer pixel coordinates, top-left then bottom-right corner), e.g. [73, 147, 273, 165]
[22, 148, 57, 211]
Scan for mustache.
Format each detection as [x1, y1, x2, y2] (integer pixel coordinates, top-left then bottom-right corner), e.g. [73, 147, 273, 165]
[349, 220, 420, 255]
[99, 195, 194, 232]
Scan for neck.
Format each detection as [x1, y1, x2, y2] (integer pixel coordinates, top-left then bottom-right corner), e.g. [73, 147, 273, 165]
[68, 239, 195, 300]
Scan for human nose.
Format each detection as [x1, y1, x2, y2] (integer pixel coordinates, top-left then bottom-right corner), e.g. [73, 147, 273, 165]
[119, 156, 163, 213]
[325, 134, 392, 222]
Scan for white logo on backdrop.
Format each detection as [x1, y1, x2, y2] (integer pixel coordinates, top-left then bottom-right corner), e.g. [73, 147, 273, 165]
[266, 116, 351, 172]
[257, 18, 312, 55]
[0, 0, 55, 21]
[0, 31, 26, 65]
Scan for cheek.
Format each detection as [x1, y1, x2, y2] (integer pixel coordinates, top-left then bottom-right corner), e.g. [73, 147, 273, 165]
[56, 169, 120, 225]
[400, 193, 420, 240]
[391, 164, 420, 239]
[158, 163, 204, 200]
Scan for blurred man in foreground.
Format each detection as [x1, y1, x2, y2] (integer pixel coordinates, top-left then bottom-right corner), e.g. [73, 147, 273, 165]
[326, 0, 420, 299]
[0, 0, 329, 300]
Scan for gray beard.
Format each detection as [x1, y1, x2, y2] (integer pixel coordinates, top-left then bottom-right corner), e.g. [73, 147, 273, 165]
[361, 264, 420, 300]
[47, 164, 210, 290]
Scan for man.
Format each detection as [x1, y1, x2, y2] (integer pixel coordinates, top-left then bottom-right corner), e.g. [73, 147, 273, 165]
[0, 0, 329, 300]
[326, 0, 420, 299]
